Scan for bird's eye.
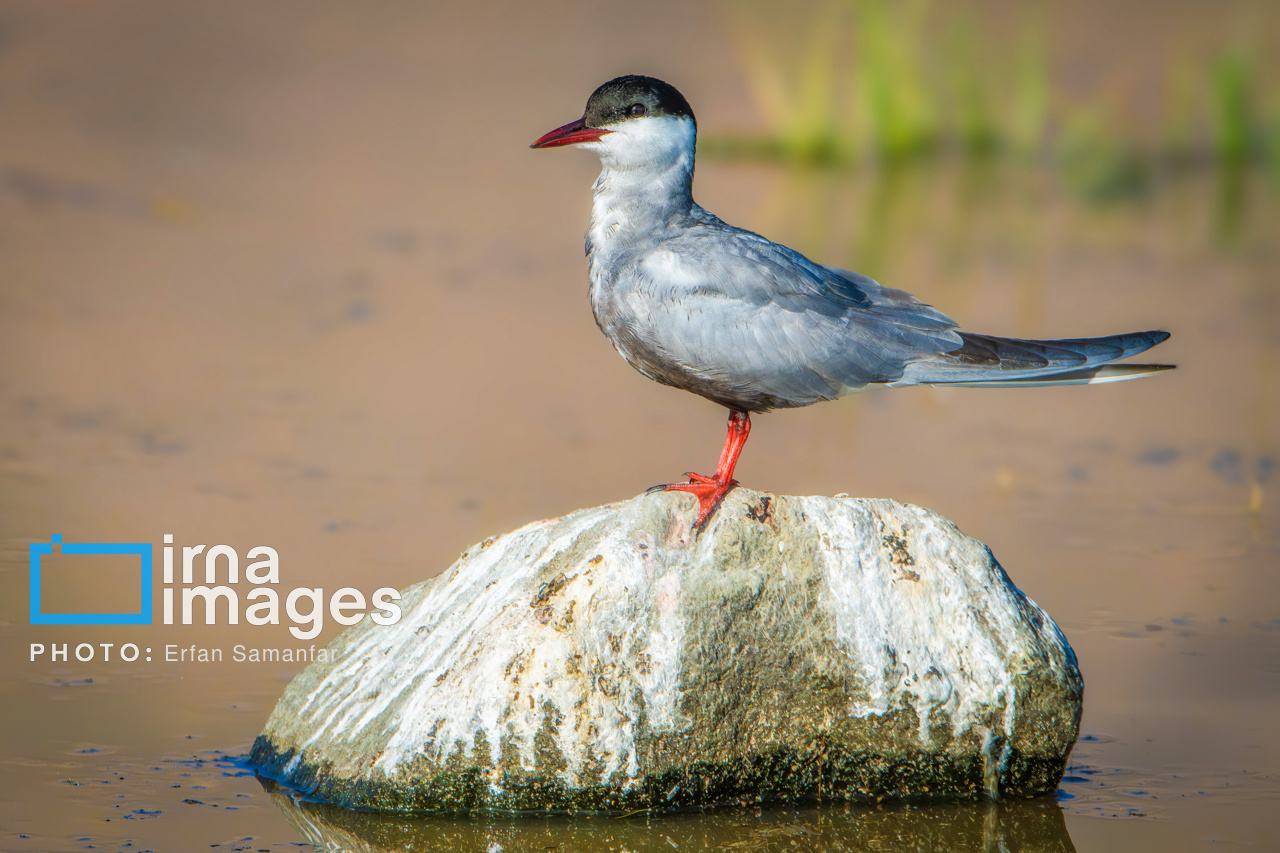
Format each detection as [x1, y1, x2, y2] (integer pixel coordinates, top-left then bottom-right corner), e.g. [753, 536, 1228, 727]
[628, 103, 647, 117]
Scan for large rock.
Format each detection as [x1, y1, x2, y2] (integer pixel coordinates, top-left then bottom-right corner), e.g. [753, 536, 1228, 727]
[251, 489, 1082, 813]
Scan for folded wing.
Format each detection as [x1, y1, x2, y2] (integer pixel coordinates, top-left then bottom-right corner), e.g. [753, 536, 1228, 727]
[613, 218, 1171, 410]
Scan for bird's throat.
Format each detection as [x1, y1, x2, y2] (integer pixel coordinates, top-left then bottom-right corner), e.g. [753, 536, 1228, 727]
[586, 157, 694, 268]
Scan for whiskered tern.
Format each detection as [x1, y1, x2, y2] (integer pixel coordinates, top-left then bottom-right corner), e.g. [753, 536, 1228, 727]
[532, 75, 1173, 528]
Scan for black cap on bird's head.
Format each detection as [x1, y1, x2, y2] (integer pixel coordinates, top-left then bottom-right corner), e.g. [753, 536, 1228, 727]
[583, 75, 695, 128]
[531, 75, 695, 149]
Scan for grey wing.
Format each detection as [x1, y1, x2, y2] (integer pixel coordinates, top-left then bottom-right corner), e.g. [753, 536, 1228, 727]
[619, 224, 964, 410]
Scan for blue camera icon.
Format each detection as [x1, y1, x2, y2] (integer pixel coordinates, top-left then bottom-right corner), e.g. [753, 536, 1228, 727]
[29, 535, 153, 625]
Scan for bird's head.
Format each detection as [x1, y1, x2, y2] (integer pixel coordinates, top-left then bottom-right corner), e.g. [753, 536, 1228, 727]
[531, 75, 696, 170]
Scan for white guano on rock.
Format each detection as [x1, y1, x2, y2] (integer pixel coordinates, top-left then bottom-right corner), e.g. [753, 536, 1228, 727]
[252, 488, 1082, 813]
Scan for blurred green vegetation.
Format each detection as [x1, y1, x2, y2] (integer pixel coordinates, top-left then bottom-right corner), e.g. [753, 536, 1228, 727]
[705, 0, 1279, 204]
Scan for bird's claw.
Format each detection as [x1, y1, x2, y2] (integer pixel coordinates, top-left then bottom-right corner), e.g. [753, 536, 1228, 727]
[647, 411, 752, 529]
[660, 475, 739, 529]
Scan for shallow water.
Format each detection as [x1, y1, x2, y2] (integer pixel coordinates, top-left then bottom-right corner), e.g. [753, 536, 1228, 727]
[2, 1, 1278, 851]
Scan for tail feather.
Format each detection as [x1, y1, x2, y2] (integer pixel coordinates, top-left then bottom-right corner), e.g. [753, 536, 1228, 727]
[936, 363, 1174, 388]
[897, 330, 1173, 386]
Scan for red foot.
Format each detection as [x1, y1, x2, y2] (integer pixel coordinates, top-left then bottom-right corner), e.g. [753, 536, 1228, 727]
[663, 476, 739, 529]
[659, 411, 752, 529]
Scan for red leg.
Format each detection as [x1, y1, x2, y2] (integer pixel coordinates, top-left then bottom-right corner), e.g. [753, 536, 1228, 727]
[660, 410, 752, 528]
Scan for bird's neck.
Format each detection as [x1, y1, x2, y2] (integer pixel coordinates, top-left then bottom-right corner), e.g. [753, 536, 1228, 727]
[587, 142, 696, 269]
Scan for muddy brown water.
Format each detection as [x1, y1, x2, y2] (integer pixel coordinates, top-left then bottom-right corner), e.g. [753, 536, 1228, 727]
[1, 2, 1278, 851]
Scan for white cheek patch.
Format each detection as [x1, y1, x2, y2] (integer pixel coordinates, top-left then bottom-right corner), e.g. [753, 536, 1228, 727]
[590, 116, 696, 170]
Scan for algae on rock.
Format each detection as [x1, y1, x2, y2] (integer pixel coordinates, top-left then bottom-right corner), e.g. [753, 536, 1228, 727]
[252, 488, 1082, 813]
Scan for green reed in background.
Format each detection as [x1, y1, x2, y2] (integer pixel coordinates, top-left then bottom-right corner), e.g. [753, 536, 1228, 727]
[1212, 49, 1256, 169]
[849, 0, 937, 162]
[706, 0, 1277, 202]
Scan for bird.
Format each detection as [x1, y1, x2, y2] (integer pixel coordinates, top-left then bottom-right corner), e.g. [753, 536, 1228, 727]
[531, 75, 1174, 529]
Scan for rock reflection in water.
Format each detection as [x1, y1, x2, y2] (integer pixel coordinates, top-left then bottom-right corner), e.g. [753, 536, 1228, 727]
[266, 784, 1075, 853]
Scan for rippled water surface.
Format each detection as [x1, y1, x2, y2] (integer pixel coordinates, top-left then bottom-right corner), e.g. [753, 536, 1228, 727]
[2, 1, 1278, 850]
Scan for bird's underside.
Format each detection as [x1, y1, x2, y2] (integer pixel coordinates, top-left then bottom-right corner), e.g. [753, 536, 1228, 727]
[626, 324, 1173, 413]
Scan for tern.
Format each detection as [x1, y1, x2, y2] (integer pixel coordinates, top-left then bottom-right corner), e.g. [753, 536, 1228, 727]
[532, 75, 1173, 528]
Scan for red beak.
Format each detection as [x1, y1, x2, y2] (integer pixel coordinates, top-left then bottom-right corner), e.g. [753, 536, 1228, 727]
[530, 117, 612, 149]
